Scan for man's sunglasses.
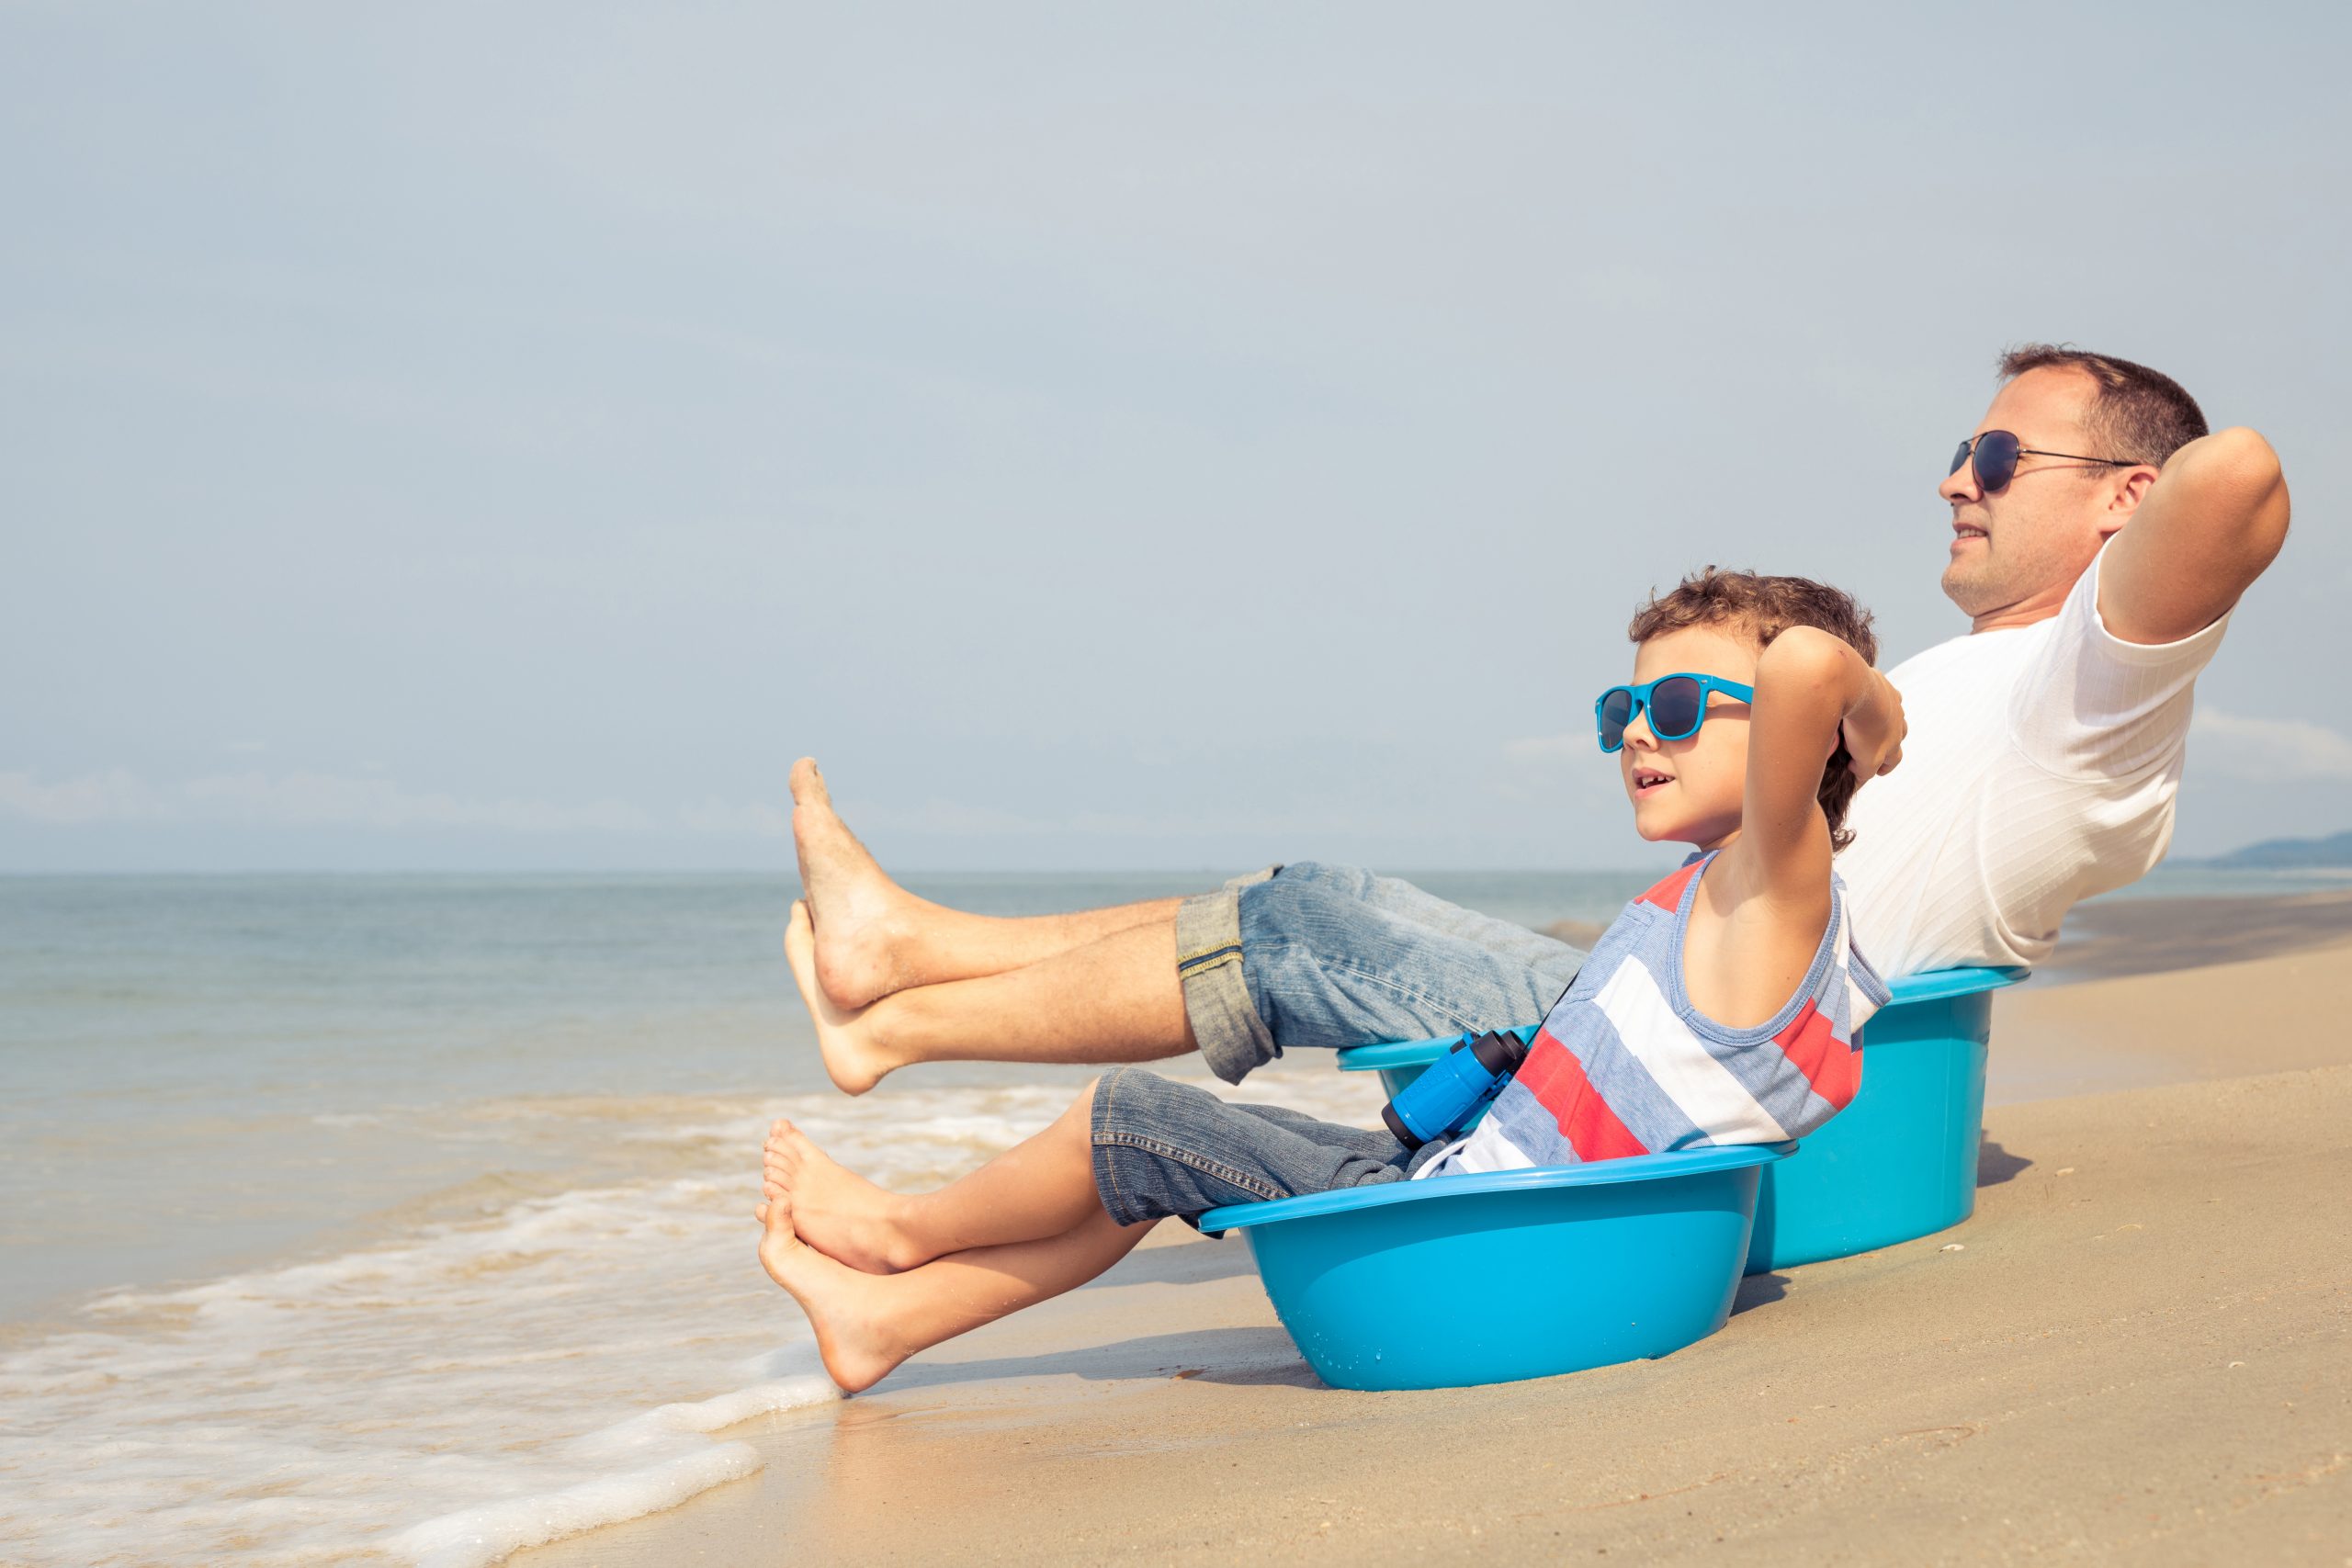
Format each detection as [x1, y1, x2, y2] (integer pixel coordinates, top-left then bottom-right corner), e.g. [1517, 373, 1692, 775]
[1595, 674, 1755, 752]
[1949, 429, 2136, 492]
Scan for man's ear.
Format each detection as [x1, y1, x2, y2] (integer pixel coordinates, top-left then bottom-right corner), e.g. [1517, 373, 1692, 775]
[2109, 464, 2160, 516]
[2095, 464, 2159, 542]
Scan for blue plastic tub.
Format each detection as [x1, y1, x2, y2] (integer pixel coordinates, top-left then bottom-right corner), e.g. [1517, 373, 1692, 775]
[1333, 967, 2024, 1275]
[1196, 1142, 1791, 1391]
[1743, 966, 2023, 1270]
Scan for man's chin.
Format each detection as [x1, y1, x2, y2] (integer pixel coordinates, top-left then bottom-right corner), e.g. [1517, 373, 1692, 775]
[1939, 560, 1997, 615]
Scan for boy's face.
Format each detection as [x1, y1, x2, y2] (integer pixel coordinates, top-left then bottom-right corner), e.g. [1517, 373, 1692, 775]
[1617, 622, 1760, 851]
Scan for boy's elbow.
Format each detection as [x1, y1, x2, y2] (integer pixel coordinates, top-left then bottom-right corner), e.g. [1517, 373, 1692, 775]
[1755, 626, 1856, 696]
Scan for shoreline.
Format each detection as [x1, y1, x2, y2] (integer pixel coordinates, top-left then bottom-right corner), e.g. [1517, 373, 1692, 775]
[516, 903, 2352, 1567]
[2037, 886, 2352, 984]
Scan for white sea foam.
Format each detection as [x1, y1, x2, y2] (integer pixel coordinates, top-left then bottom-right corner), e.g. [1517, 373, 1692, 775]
[0, 1066, 1375, 1566]
[391, 1363, 836, 1568]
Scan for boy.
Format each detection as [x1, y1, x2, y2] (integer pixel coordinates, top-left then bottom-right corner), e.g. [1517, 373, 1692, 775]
[758, 570, 1904, 1393]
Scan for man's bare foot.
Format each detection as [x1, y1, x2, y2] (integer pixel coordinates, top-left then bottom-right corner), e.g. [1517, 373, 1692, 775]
[762, 1118, 927, 1273]
[791, 759, 924, 1010]
[785, 901, 896, 1095]
[754, 1194, 907, 1394]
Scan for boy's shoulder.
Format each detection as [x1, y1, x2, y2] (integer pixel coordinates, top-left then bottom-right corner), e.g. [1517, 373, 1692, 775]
[1598, 852, 1716, 952]
[1550, 853, 1713, 1015]
[1560, 850, 1882, 1033]
[1629, 857, 1706, 916]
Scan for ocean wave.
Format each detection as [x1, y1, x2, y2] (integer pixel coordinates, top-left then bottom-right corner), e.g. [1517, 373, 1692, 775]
[391, 1351, 838, 1568]
[0, 1066, 1378, 1566]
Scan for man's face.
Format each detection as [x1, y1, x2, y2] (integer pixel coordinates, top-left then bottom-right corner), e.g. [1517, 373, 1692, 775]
[1939, 367, 2120, 622]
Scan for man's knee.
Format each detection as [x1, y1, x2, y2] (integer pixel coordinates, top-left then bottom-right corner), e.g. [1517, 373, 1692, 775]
[1262, 861, 1380, 902]
[1241, 869, 1374, 944]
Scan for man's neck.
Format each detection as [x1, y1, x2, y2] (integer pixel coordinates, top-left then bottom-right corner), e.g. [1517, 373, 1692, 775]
[1968, 603, 2064, 635]
[1966, 577, 2080, 636]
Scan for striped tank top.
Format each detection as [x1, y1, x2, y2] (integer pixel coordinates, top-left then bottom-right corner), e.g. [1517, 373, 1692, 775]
[1419, 851, 1890, 1178]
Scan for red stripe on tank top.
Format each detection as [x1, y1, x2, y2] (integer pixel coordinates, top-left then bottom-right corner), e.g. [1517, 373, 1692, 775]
[1515, 1031, 1653, 1162]
[1771, 999, 1861, 1111]
[1638, 861, 1702, 912]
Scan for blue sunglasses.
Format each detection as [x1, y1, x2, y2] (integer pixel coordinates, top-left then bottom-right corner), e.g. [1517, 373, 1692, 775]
[1594, 673, 1755, 752]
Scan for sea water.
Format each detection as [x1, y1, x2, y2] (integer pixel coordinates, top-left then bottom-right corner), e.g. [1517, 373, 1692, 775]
[0, 869, 1661, 1566]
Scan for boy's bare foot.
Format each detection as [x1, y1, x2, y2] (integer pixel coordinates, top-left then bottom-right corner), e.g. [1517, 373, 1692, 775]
[754, 1194, 907, 1394]
[762, 1118, 925, 1274]
[785, 901, 896, 1095]
[791, 759, 923, 1010]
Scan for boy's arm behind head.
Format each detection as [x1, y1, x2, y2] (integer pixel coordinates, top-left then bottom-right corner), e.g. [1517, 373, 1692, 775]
[1734, 626, 1904, 906]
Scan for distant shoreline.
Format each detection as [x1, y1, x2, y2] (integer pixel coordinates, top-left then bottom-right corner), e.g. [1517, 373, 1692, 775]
[2038, 886, 2352, 984]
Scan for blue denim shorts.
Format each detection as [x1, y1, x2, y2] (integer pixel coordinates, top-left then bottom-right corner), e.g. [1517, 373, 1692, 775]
[1089, 1065, 1442, 1229]
[1174, 862, 1588, 1084]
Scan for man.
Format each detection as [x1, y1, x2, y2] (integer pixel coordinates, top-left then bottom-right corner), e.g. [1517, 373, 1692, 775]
[783, 346, 2290, 1095]
[1844, 344, 2289, 977]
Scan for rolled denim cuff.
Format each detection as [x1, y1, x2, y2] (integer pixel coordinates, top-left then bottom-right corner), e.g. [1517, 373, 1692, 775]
[1175, 865, 1279, 1085]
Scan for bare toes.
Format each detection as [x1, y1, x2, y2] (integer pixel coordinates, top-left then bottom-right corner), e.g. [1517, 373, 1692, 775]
[789, 757, 830, 808]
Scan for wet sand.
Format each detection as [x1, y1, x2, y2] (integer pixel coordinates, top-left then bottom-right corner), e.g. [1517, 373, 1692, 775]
[1992, 891, 2352, 1106]
[2038, 886, 2352, 983]
[522, 900, 2352, 1567]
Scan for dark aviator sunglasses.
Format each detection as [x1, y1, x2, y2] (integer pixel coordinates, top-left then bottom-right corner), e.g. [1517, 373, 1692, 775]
[1950, 429, 2137, 492]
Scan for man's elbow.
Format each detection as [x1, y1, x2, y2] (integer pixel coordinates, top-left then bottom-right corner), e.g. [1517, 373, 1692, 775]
[2205, 425, 2283, 487]
[2203, 426, 2291, 564]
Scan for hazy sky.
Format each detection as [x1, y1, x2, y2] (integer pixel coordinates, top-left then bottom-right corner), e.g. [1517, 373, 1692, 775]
[5, 2, 2346, 874]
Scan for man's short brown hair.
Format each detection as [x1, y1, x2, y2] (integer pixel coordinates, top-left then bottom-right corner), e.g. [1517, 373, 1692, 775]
[1625, 569, 1879, 851]
[1997, 344, 2209, 468]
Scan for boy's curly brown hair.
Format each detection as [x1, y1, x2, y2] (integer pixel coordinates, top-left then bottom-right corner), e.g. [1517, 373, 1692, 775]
[1626, 568, 1881, 852]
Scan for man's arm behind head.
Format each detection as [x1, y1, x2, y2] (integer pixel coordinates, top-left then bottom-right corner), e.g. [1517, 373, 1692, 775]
[2098, 426, 2290, 646]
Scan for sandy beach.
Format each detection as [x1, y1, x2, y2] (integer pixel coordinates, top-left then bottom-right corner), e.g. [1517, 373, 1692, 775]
[521, 895, 2352, 1568]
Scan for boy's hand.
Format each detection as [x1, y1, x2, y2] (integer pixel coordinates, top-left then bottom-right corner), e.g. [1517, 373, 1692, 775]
[1841, 669, 1905, 782]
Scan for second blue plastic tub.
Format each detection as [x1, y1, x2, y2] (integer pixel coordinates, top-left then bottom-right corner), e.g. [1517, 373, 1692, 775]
[1197, 1143, 1790, 1392]
[1742, 966, 2022, 1270]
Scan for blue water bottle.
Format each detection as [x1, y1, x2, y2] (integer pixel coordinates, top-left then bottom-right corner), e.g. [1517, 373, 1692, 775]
[1380, 1027, 1537, 1148]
